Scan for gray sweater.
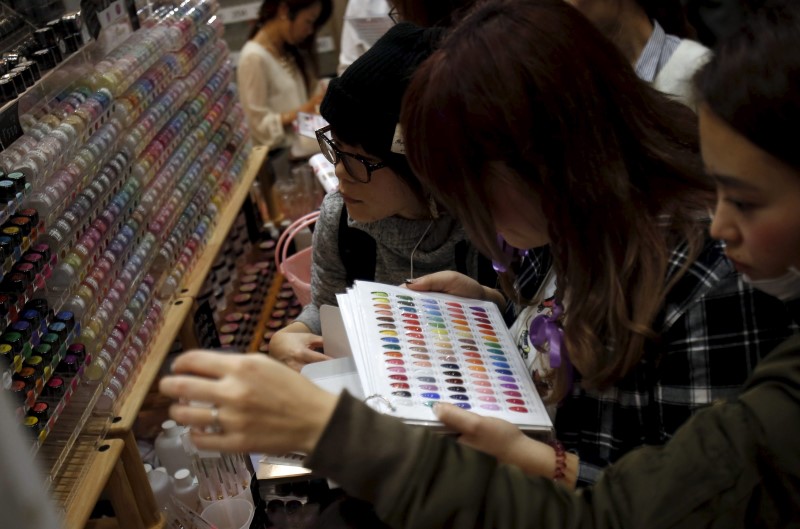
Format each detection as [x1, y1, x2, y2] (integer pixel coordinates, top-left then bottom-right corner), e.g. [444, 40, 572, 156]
[295, 192, 483, 335]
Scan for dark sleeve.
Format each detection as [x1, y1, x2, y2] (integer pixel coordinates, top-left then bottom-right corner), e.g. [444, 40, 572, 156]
[306, 336, 800, 529]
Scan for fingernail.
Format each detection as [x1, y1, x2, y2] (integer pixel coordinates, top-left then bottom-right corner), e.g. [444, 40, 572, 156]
[404, 278, 416, 284]
[431, 402, 443, 417]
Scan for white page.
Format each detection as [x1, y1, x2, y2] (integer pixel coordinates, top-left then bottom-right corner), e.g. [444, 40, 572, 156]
[301, 356, 364, 398]
[320, 304, 352, 358]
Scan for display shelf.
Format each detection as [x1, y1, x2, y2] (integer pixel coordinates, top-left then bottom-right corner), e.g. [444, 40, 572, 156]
[247, 270, 285, 353]
[61, 439, 124, 529]
[176, 144, 266, 300]
[48, 135, 264, 529]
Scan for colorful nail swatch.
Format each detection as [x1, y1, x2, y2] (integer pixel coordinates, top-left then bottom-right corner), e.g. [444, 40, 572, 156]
[338, 281, 551, 433]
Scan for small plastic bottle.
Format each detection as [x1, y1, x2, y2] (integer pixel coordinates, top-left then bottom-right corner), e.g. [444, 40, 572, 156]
[172, 468, 200, 511]
[146, 465, 173, 511]
[154, 420, 192, 475]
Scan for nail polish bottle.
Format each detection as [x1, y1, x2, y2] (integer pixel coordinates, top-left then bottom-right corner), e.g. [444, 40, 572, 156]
[43, 375, 65, 399]
[55, 354, 79, 376]
[11, 319, 32, 345]
[33, 344, 54, 364]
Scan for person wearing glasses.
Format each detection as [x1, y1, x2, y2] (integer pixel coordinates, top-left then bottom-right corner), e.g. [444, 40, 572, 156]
[267, 23, 496, 371]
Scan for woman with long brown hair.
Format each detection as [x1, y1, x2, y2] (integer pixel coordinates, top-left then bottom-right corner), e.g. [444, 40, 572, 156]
[401, 0, 794, 485]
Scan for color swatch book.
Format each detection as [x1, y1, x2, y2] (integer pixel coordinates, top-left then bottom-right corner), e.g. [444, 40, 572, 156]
[336, 281, 552, 434]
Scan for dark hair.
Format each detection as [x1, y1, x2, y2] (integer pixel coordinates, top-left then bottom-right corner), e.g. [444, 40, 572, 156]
[248, 0, 333, 90]
[402, 0, 712, 400]
[694, 1, 800, 171]
[390, 0, 477, 26]
[634, 0, 692, 37]
[321, 23, 445, 201]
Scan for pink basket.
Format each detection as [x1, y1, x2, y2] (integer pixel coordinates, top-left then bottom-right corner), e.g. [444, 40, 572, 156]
[275, 211, 319, 306]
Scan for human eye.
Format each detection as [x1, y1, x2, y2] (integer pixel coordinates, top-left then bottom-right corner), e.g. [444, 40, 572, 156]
[725, 197, 759, 212]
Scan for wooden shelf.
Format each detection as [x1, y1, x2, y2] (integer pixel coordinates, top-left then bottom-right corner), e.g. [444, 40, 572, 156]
[247, 271, 285, 352]
[178, 144, 267, 299]
[62, 440, 124, 529]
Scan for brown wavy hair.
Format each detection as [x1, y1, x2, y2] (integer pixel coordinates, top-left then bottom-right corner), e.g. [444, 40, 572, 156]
[401, 0, 713, 401]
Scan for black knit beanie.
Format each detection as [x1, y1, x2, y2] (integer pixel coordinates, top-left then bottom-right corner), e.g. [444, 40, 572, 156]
[320, 22, 444, 158]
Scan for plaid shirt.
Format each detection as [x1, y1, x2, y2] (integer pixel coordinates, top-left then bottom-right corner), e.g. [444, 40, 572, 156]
[515, 238, 797, 485]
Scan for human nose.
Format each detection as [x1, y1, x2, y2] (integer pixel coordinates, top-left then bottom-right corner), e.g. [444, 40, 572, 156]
[335, 159, 356, 185]
[709, 200, 740, 246]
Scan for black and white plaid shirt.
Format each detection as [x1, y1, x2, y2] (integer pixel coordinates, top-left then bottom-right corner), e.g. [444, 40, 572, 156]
[515, 238, 798, 485]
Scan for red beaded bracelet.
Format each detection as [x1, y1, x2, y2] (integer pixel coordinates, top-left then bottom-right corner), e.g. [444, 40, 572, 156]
[549, 440, 566, 481]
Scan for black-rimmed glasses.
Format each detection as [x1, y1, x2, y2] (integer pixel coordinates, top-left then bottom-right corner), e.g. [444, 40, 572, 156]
[388, 6, 400, 23]
[315, 125, 388, 183]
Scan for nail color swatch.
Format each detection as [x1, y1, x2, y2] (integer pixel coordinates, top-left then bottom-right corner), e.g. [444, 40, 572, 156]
[337, 281, 552, 433]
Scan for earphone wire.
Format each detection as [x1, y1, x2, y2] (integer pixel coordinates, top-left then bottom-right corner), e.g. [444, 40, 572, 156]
[408, 219, 435, 282]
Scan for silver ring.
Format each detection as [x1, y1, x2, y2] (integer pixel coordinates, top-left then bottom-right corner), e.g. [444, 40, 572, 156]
[208, 405, 223, 435]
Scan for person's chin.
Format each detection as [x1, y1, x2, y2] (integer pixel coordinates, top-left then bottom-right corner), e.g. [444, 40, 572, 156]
[727, 257, 757, 277]
[343, 203, 372, 223]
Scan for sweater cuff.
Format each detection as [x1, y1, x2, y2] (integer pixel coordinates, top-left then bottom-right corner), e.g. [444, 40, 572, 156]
[304, 392, 428, 503]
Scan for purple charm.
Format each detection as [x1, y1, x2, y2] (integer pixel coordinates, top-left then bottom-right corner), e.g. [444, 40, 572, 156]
[529, 302, 567, 368]
[492, 234, 530, 273]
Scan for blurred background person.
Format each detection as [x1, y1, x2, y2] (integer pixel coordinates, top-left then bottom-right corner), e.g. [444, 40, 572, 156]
[237, 0, 332, 158]
[337, 0, 392, 74]
[566, 0, 711, 107]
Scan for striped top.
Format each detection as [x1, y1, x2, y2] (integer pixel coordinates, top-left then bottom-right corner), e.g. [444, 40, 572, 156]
[634, 21, 682, 83]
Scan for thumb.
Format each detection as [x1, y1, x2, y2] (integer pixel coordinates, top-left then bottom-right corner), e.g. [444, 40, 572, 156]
[306, 334, 324, 348]
[405, 272, 449, 293]
[433, 402, 482, 437]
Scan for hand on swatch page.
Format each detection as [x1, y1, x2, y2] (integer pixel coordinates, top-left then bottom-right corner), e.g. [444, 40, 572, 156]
[433, 402, 555, 478]
[405, 271, 506, 308]
[160, 350, 338, 455]
[269, 326, 331, 372]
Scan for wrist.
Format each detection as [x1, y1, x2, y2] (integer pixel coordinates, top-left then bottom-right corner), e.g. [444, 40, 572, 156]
[299, 389, 339, 454]
[547, 440, 579, 489]
[282, 110, 297, 126]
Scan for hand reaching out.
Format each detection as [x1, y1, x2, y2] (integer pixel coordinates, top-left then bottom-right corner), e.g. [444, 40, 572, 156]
[269, 322, 331, 372]
[434, 403, 557, 479]
[160, 350, 338, 455]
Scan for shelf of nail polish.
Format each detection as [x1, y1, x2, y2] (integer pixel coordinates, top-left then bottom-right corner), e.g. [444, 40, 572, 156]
[44, 56, 233, 315]
[22, 27, 227, 240]
[0, 1, 270, 518]
[2, 1, 220, 195]
[2, 304, 80, 384]
[154, 114, 249, 297]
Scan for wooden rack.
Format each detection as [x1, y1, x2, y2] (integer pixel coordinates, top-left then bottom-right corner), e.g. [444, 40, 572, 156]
[60, 146, 267, 529]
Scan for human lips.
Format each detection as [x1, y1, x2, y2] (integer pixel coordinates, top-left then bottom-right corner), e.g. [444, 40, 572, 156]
[726, 255, 755, 276]
[340, 193, 362, 204]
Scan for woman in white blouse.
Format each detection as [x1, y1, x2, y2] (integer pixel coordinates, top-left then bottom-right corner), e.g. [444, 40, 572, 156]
[237, 0, 332, 154]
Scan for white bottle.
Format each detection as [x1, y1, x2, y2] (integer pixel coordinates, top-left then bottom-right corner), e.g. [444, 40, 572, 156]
[154, 420, 193, 475]
[172, 468, 200, 511]
[146, 465, 173, 511]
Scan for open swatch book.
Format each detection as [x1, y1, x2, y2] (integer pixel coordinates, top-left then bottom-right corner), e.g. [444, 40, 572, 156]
[308, 281, 552, 435]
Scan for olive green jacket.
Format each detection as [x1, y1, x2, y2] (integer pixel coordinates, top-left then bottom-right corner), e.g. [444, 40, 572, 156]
[305, 334, 800, 528]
